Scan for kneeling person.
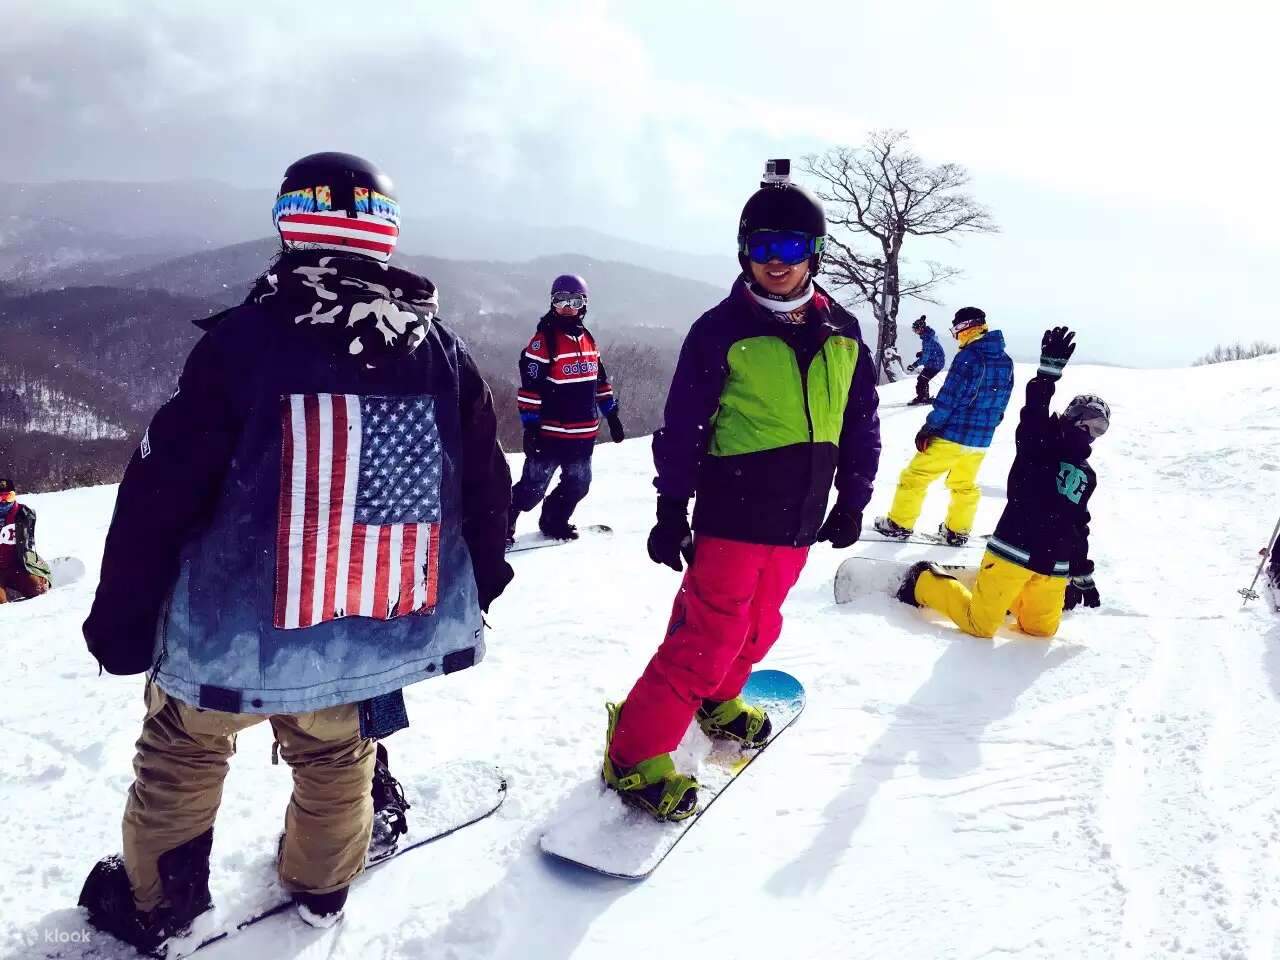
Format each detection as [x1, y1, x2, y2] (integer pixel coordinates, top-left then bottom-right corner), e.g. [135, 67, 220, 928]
[897, 327, 1106, 638]
[0, 477, 52, 603]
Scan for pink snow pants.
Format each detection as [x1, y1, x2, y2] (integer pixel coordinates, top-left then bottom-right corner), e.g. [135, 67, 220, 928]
[609, 535, 809, 767]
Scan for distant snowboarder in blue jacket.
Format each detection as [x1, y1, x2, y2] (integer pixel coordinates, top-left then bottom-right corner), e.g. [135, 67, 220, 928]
[906, 315, 945, 405]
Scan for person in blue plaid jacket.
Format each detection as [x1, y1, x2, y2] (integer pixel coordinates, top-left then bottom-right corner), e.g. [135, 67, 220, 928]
[874, 307, 1014, 545]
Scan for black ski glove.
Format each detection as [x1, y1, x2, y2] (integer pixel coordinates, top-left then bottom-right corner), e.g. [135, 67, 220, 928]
[475, 560, 515, 613]
[647, 495, 694, 572]
[914, 428, 934, 453]
[1063, 575, 1100, 610]
[1039, 326, 1076, 380]
[817, 505, 862, 549]
[522, 421, 543, 458]
[607, 410, 626, 444]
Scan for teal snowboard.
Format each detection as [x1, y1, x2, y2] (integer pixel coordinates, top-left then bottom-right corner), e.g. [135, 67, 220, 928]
[539, 669, 805, 879]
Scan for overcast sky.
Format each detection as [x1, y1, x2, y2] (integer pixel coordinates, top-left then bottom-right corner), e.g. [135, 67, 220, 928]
[3, 0, 1275, 365]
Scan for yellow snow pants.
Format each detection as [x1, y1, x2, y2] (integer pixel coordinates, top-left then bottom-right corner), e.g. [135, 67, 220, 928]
[915, 550, 1068, 639]
[886, 438, 987, 534]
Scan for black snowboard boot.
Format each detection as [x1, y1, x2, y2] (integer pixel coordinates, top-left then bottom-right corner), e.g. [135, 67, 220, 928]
[936, 523, 970, 547]
[873, 516, 912, 540]
[370, 742, 410, 855]
[79, 830, 214, 957]
[895, 562, 932, 607]
[294, 887, 349, 928]
[538, 517, 579, 541]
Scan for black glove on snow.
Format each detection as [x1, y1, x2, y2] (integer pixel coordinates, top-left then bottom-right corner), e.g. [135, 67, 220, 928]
[817, 505, 862, 549]
[1039, 326, 1076, 380]
[607, 410, 626, 444]
[522, 422, 543, 458]
[914, 428, 934, 453]
[647, 495, 694, 572]
[1063, 575, 1100, 610]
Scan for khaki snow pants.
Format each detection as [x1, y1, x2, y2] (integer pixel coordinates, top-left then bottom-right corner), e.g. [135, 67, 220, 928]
[122, 683, 375, 912]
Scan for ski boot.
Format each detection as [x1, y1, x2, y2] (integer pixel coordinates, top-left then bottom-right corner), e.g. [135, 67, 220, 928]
[873, 516, 912, 540]
[539, 517, 579, 541]
[295, 887, 348, 928]
[601, 702, 697, 821]
[79, 830, 214, 957]
[369, 742, 411, 856]
[935, 523, 969, 547]
[696, 695, 772, 748]
[907, 396, 933, 406]
[896, 561, 958, 607]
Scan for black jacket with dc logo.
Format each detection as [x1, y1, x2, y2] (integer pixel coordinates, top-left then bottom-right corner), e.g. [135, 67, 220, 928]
[989, 375, 1097, 578]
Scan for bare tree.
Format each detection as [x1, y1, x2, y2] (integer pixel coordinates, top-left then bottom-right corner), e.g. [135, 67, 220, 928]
[804, 131, 997, 382]
[1192, 340, 1280, 366]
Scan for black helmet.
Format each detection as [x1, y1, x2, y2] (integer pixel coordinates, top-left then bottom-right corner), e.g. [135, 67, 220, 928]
[273, 152, 401, 262]
[737, 159, 827, 274]
[1063, 394, 1111, 439]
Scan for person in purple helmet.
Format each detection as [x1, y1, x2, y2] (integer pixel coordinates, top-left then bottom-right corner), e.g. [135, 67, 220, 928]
[509, 274, 623, 541]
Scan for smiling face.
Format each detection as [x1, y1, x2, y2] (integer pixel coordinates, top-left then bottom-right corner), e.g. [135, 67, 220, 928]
[749, 258, 809, 297]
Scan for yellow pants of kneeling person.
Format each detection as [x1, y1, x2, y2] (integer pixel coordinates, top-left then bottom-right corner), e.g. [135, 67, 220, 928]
[886, 438, 987, 534]
[915, 550, 1067, 639]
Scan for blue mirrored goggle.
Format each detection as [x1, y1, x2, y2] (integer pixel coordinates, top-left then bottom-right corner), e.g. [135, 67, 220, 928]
[744, 230, 821, 265]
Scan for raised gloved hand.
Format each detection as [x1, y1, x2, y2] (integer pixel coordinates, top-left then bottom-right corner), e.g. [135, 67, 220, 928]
[817, 505, 862, 549]
[1039, 326, 1076, 380]
[1063, 575, 1100, 610]
[914, 428, 934, 453]
[647, 495, 695, 572]
[607, 410, 626, 444]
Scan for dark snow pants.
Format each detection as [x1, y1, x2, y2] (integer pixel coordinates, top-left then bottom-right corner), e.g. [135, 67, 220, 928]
[510, 452, 593, 529]
[122, 683, 375, 912]
[915, 367, 942, 401]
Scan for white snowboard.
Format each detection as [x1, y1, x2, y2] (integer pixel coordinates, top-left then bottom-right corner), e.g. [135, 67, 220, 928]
[506, 523, 613, 554]
[834, 555, 976, 605]
[48, 556, 86, 588]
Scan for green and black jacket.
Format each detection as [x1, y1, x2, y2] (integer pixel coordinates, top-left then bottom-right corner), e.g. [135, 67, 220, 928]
[652, 281, 881, 546]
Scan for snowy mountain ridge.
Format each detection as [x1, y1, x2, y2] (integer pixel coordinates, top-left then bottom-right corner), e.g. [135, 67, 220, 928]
[4, 356, 1280, 959]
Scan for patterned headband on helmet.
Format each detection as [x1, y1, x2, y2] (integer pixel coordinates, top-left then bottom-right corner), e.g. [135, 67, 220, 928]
[273, 186, 401, 263]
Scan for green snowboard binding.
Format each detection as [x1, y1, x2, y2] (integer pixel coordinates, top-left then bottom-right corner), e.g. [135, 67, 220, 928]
[602, 702, 698, 822]
[696, 695, 772, 748]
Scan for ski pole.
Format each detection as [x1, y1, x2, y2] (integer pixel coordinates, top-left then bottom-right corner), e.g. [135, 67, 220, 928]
[1239, 513, 1280, 602]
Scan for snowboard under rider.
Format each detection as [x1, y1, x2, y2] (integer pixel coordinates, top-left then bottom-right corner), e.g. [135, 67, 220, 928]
[874, 306, 1015, 546]
[896, 326, 1106, 637]
[0, 476, 52, 603]
[76, 152, 513, 954]
[602, 159, 882, 820]
[508, 274, 623, 543]
[905, 315, 945, 404]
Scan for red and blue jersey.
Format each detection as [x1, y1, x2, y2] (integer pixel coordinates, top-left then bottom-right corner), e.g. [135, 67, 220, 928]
[517, 316, 615, 455]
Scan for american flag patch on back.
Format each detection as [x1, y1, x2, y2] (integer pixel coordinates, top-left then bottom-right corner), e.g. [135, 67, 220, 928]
[275, 394, 442, 630]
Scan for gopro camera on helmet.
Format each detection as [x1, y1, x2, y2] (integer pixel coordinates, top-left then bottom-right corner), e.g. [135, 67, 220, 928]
[762, 159, 792, 186]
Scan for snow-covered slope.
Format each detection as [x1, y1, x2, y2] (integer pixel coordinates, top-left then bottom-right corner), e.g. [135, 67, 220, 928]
[5, 356, 1280, 960]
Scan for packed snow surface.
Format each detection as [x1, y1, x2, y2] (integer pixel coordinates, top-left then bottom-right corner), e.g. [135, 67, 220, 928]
[4, 356, 1280, 959]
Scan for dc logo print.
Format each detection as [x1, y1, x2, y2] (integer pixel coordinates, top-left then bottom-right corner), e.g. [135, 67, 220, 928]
[1056, 462, 1089, 504]
[0, 523, 15, 546]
